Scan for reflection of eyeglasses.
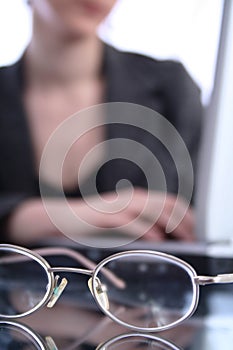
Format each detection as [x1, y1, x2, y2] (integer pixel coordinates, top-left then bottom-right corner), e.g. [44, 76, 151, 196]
[0, 321, 181, 350]
[1, 244, 233, 332]
[96, 332, 181, 350]
[0, 320, 57, 350]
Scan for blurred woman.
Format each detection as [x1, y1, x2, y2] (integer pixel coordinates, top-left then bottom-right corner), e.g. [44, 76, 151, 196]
[0, 0, 202, 245]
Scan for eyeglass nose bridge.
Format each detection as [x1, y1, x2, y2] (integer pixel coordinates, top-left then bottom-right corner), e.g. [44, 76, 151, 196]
[88, 277, 109, 311]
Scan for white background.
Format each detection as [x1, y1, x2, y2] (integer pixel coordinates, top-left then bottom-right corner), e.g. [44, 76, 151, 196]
[0, 0, 223, 105]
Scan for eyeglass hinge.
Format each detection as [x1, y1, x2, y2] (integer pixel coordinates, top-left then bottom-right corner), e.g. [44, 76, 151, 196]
[194, 276, 216, 285]
[195, 273, 233, 285]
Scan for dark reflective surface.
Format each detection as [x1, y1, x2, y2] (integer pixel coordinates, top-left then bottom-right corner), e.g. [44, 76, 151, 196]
[0, 246, 233, 350]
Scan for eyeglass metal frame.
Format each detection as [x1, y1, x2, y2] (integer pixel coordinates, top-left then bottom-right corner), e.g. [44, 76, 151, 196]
[0, 244, 233, 333]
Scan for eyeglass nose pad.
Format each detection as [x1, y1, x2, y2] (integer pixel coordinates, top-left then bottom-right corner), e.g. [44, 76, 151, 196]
[47, 275, 68, 308]
[88, 277, 109, 311]
[45, 336, 59, 350]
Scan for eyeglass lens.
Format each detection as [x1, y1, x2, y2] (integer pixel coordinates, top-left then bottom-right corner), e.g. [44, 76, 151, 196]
[0, 249, 49, 317]
[95, 253, 196, 330]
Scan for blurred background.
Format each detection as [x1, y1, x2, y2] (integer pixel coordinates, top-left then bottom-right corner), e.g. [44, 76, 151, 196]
[0, 0, 232, 243]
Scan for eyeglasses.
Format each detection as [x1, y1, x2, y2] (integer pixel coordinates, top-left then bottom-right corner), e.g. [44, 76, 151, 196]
[0, 321, 181, 350]
[0, 244, 233, 333]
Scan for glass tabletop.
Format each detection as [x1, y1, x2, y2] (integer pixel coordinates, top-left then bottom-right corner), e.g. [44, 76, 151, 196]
[0, 246, 233, 350]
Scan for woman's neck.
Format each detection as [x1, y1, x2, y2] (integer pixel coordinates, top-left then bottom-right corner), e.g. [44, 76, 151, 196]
[24, 18, 104, 86]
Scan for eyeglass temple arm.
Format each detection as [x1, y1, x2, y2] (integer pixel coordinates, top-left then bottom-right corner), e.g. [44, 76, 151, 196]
[0, 247, 97, 272]
[35, 247, 97, 270]
[0, 246, 125, 289]
[195, 273, 233, 285]
[34, 247, 125, 288]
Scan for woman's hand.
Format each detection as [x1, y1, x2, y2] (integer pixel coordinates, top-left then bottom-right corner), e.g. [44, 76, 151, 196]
[70, 187, 195, 242]
[7, 188, 195, 244]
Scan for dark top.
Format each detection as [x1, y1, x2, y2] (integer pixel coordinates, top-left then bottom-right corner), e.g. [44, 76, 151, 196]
[0, 44, 203, 235]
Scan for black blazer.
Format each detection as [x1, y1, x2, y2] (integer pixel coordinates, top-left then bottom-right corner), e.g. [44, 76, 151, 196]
[0, 44, 203, 230]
